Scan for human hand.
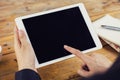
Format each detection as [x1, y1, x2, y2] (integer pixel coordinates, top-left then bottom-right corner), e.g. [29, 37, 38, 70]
[64, 45, 112, 77]
[14, 27, 37, 72]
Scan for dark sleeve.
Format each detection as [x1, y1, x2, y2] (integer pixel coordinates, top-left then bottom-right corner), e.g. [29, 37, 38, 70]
[15, 69, 41, 80]
[83, 55, 120, 80]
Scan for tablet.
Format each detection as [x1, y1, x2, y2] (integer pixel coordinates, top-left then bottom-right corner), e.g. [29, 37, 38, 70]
[15, 3, 102, 68]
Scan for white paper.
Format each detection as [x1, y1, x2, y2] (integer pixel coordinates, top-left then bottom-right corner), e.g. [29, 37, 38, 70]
[93, 14, 120, 46]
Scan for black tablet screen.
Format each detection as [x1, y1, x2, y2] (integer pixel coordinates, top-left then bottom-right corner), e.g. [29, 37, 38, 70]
[22, 7, 96, 64]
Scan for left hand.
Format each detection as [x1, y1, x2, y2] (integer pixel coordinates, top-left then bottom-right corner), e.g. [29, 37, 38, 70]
[14, 26, 37, 72]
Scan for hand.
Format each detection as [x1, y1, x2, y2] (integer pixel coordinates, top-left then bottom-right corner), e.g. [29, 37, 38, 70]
[64, 45, 112, 77]
[14, 27, 37, 72]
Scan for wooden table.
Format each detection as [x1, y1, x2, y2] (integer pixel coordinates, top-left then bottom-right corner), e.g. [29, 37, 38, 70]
[0, 0, 120, 80]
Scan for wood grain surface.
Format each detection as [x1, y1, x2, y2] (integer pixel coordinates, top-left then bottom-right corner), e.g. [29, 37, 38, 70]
[0, 0, 120, 80]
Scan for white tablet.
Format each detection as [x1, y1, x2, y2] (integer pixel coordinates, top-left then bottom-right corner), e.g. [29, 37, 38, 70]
[15, 3, 102, 68]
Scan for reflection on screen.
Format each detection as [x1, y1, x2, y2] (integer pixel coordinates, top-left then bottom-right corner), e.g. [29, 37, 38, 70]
[22, 7, 96, 64]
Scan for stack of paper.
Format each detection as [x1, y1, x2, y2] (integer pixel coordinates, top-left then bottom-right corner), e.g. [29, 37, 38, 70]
[93, 15, 120, 52]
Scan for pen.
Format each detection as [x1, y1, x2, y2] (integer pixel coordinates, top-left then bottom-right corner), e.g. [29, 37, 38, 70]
[101, 25, 120, 31]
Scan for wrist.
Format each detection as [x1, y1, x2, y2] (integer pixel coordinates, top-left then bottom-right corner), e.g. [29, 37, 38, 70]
[18, 65, 37, 73]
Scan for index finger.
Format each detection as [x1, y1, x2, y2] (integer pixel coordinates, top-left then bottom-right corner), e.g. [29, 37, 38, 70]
[64, 45, 92, 63]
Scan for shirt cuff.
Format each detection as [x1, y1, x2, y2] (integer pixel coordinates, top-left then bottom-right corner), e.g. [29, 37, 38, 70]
[15, 69, 41, 80]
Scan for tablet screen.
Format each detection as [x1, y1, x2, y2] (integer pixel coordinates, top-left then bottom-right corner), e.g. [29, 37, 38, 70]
[22, 7, 96, 64]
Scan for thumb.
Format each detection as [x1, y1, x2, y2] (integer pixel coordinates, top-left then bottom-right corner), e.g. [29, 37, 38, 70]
[18, 30, 27, 45]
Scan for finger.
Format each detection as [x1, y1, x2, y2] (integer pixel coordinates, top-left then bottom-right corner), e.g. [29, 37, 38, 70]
[14, 26, 21, 48]
[64, 45, 84, 58]
[18, 30, 27, 46]
[77, 67, 91, 77]
[64, 45, 95, 67]
[64, 45, 92, 61]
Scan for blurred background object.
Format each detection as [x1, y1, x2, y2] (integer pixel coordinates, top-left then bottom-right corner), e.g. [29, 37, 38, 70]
[0, 46, 2, 61]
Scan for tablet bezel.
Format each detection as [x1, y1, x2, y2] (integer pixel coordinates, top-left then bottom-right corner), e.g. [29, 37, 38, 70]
[15, 3, 102, 68]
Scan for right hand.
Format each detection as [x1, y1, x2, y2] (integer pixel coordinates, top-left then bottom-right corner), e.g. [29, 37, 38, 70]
[64, 45, 112, 77]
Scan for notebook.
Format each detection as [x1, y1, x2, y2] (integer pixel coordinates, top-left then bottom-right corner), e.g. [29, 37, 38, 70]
[93, 14, 120, 52]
